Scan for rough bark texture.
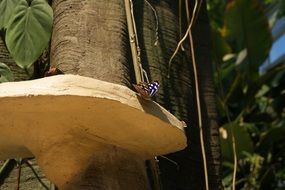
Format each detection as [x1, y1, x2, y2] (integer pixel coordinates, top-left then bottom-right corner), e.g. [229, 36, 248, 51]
[0, 159, 55, 190]
[59, 147, 149, 190]
[49, 0, 148, 189]
[134, 0, 222, 189]
[50, 0, 133, 86]
[0, 37, 30, 81]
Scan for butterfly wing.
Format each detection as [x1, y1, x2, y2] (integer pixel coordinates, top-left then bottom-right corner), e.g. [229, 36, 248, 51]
[133, 81, 159, 99]
[148, 82, 159, 97]
[133, 83, 151, 99]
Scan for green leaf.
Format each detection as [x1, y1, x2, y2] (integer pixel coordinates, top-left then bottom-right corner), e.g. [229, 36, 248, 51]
[5, 0, 53, 69]
[211, 27, 231, 63]
[258, 124, 285, 153]
[0, 0, 18, 29]
[0, 62, 14, 82]
[224, 0, 272, 73]
[220, 122, 254, 161]
[244, 64, 285, 104]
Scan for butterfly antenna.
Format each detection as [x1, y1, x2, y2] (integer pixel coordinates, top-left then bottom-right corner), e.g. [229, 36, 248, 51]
[157, 156, 179, 170]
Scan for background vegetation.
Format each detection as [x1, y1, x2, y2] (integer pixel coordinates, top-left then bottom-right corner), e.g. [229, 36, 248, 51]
[208, 0, 285, 189]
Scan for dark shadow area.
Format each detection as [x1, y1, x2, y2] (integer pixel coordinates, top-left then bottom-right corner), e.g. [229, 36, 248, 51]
[0, 159, 16, 186]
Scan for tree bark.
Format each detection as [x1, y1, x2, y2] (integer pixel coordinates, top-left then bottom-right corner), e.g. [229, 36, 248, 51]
[0, 37, 30, 81]
[50, 0, 133, 86]
[49, 0, 222, 189]
[50, 0, 148, 189]
[0, 159, 55, 190]
[134, 0, 222, 189]
[58, 146, 149, 190]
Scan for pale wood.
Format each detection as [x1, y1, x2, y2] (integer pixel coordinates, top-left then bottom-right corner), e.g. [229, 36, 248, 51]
[0, 75, 186, 189]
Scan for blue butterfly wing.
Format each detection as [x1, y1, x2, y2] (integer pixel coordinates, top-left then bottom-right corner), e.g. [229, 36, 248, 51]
[148, 82, 159, 97]
[134, 81, 159, 99]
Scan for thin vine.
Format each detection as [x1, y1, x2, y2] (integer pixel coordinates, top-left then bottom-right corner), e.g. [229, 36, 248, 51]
[215, 58, 238, 190]
[167, 0, 199, 78]
[184, 0, 209, 190]
[227, 110, 238, 190]
[124, 1, 161, 189]
[16, 158, 22, 190]
[168, 0, 209, 189]
[124, 0, 143, 83]
[179, 0, 185, 51]
[144, 0, 159, 46]
[125, 1, 213, 189]
[23, 159, 50, 190]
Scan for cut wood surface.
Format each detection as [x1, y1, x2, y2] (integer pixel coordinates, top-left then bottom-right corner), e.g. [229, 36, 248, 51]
[0, 75, 187, 188]
[0, 74, 187, 160]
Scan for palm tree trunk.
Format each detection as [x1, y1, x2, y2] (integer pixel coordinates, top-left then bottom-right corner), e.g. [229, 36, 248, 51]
[50, 0, 133, 86]
[134, 1, 222, 189]
[50, 0, 222, 189]
[50, 0, 148, 189]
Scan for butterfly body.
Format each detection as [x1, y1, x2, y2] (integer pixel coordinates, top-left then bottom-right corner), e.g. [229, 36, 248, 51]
[44, 66, 64, 77]
[133, 81, 159, 99]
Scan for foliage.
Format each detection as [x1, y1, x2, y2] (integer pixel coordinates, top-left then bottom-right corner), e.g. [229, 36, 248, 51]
[220, 122, 254, 161]
[5, 0, 53, 69]
[223, 0, 272, 73]
[0, 0, 53, 81]
[0, 0, 18, 29]
[0, 62, 14, 82]
[208, 0, 285, 189]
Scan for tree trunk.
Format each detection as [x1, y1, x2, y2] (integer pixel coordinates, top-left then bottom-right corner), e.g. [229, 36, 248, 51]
[50, 0, 148, 189]
[0, 159, 55, 190]
[50, 0, 133, 86]
[134, 1, 222, 189]
[50, 0, 222, 189]
[57, 146, 149, 190]
[0, 37, 30, 81]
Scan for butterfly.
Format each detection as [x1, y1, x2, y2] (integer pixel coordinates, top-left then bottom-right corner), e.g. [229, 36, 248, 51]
[133, 81, 160, 99]
[44, 66, 64, 77]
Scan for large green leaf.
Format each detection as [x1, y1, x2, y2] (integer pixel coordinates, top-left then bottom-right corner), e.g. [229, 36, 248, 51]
[0, 62, 14, 82]
[0, 0, 18, 29]
[220, 122, 254, 161]
[223, 0, 272, 73]
[5, 0, 53, 69]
